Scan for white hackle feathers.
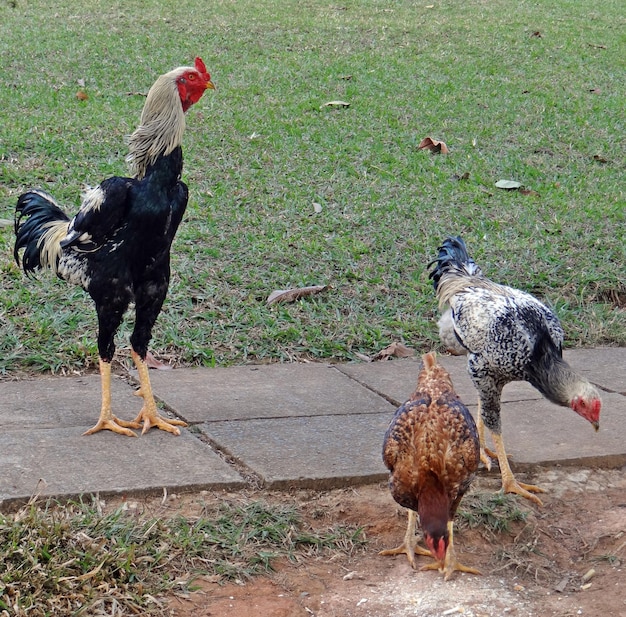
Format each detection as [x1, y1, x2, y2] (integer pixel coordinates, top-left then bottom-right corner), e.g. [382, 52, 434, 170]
[126, 66, 191, 179]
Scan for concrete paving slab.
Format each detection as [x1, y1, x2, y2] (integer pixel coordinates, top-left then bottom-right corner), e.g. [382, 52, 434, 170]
[0, 348, 623, 505]
[146, 364, 395, 423]
[0, 375, 146, 429]
[337, 356, 542, 407]
[0, 426, 244, 507]
[202, 413, 392, 489]
[563, 347, 626, 394]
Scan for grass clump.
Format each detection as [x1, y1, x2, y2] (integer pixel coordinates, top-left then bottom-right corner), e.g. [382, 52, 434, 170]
[0, 497, 365, 616]
[458, 492, 529, 535]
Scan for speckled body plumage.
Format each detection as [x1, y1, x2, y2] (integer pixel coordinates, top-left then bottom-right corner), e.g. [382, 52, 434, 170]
[446, 282, 565, 433]
[428, 236, 601, 505]
[429, 237, 599, 435]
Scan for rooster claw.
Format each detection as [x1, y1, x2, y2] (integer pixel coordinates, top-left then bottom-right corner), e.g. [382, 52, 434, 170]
[420, 560, 482, 581]
[83, 418, 138, 437]
[127, 408, 187, 436]
[501, 481, 545, 506]
[379, 542, 432, 569]
[139, 415, 187, 436]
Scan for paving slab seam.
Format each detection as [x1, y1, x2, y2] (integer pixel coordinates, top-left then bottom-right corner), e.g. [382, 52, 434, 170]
[332, 364, 405, 407]
[187, 427, 266, 489]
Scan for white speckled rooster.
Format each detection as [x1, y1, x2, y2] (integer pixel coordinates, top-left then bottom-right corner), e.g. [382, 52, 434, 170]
[429, 236, 601, 505]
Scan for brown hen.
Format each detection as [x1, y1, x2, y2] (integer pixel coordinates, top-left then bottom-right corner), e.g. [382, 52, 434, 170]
[380, 351, 480, 580]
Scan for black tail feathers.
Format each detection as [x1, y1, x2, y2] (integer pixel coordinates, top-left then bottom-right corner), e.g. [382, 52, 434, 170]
[14, 190, 69, 275]
[428, 236, 482, 290]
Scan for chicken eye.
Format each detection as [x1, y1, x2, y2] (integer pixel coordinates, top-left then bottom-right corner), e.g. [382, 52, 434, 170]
[187, 74, 196, 81]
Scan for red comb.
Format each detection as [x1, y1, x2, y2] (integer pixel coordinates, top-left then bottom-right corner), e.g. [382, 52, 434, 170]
[195, 57, 208, 75]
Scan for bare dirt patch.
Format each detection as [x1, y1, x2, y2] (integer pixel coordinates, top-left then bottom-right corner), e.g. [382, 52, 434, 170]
[147, 467, 626, 617]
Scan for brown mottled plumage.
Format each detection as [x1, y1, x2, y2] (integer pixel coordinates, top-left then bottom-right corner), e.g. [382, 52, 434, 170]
[380, 352, 481, 581]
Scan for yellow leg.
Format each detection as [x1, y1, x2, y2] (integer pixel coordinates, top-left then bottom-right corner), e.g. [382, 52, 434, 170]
[476, 402, 496, 469]
[83, 360, 138, 437]
[129, 350, 187, 435]
[420, 521, 481, 580]
[379, 510, 432, 569]
[491, 433, 544, 506]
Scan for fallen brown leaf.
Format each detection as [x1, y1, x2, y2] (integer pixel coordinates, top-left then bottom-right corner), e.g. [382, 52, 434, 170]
[145, 351, 173, 370]
[418, 136, 449, 154]
[75, 90, 88, 101]
[266, 285, 328, 306]
[593, 154, 608, 163]
[520, 189, 540, 197]
[373, 342, 415, 361]
[530, 31, 542, 38]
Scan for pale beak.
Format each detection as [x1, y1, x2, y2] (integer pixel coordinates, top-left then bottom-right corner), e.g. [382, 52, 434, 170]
[205, 80, 216, 90]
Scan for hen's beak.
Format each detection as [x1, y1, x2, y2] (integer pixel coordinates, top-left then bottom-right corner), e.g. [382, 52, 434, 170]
[592, 421, 599, 432]
[205, 80, 216, 90]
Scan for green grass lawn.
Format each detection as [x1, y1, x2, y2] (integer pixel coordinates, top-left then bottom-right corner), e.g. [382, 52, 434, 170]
[0, 0, 624, 374]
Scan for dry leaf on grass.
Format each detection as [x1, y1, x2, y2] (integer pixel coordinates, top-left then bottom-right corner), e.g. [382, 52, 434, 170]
[266, 285, 328, 306]
[321, 100, 350, 109]
[495, 179, 522, 190]
[418, 137, 449, 154]
[75, 90, 88, 101]
[372, 342, 415, 361]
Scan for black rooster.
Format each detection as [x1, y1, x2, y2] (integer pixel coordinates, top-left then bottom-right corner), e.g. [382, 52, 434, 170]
[14, 57, 215, 437]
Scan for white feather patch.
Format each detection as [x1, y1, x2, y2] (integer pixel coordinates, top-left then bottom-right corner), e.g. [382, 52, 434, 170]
[81, 186, 105, 212]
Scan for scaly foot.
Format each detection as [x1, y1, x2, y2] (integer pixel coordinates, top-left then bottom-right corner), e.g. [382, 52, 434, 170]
[85, 359, 138, 437]
[420, 556, 481, 581]
[129, 405, 187, 436]
[501, 478, 545, 506]
[379, 541, 433, 569]
[83, 416, 138, 437]
[131, 349, 188, 435]
[379, 510, 432, 569]
[490, 432, 545, 506]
